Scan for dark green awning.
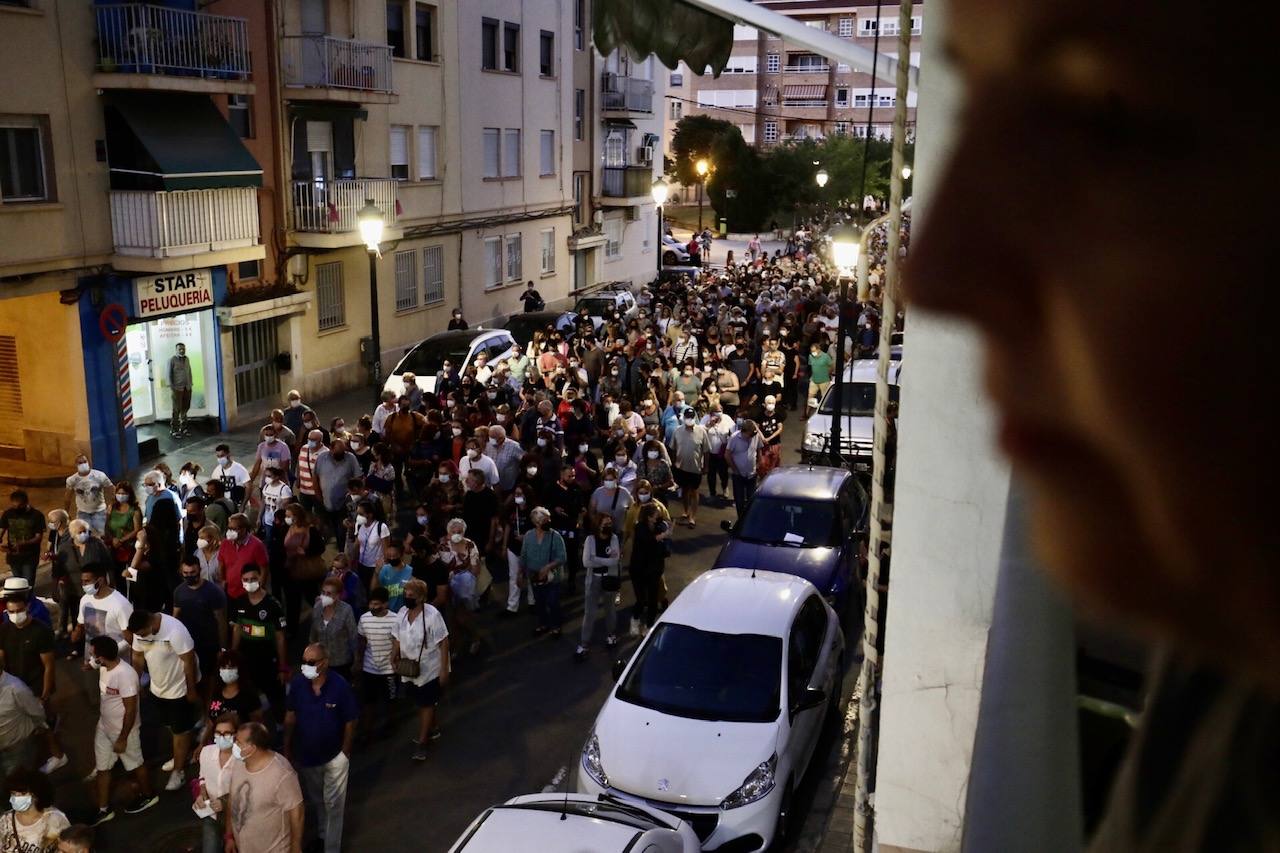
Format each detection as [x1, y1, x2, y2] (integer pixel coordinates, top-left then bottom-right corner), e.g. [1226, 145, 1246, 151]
[594, 0, 733, 77]
[103, 92, 262, 191]
[289, 105, 369, 123]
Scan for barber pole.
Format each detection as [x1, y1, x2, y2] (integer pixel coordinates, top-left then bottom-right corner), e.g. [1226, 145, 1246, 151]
[116, 337, 134, 429]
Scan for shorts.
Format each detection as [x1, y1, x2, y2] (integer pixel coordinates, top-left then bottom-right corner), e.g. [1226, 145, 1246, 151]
[360, 672, 399, 704]
[94, 725, 144, 772]
[674, 468, 703, 491]
[149, 694, 199, 734]
[403, 678, 441, 708]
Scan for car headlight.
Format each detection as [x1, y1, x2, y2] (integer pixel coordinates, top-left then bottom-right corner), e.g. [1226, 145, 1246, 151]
[721, 754, 777, 810]
[582, 733, 609, 788]
[803, 433, 826, 451]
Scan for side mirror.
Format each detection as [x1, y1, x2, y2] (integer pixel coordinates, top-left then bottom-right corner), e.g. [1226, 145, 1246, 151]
[793, 688, 826, 713]
[720, 519, 733, 533]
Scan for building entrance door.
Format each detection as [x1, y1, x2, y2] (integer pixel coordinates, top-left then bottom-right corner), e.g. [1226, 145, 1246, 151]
[125, 310, 220, 427]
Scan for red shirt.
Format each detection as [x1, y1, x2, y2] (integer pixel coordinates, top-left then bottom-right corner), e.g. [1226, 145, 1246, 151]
[218, 534, 268, 599]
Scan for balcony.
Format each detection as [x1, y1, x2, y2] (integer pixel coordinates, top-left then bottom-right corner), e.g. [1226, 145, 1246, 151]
[93, 4, 253, 95]
[109, 187, 263, 273]
[290, 179, 401, 249]
[281, 35, 395, 104]
[599, 166, 653, 207]
[601, 74, 653, 116]
[783, 64, 830, 73]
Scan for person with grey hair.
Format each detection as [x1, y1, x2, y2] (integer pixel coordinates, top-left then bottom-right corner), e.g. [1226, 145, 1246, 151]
[54, 517, 110, 639]
[519, 507, 566, 638]
[725, 419, 762, 517]
[484, 424, 524, 492]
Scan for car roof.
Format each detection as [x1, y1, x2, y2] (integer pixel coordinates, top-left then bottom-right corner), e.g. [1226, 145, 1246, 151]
[845, 359, 901, 385]
[660, 568, 813, 638]
[756, 465, 851, 501]
[458, 805, 641, 851]
[415, 329, 508, 347]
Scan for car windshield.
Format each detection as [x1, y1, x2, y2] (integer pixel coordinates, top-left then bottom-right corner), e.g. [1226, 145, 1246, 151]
[737, 496, 837, 547]
[395, 339, 472, 376]
[575, 298, 615, 317]
[817, 382, 899, 417]
[617, 623, 782, 723]
[504, 801, 661, 832]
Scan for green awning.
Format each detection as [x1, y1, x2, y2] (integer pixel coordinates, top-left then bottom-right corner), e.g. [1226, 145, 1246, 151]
[103, 92, 262, 191]
[594, 0, 733, 76]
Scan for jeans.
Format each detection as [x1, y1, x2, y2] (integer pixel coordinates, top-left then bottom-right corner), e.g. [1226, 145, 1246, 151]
[201, 816, 222, 853]
[632, 570, 660, 628]
[580, 572, 618, 646]
[707, 455, 729, 497]
[731, 474, 757, 518]
[4, 553, 37, 584]
[299, 751, 349, 853]
[532, 580, 562, 630]
[78, 510, 107, 536]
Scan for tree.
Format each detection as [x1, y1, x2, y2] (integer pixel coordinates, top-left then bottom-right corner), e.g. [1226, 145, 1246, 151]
[705, 132, 773, 232]
[670, 115, 742, 187]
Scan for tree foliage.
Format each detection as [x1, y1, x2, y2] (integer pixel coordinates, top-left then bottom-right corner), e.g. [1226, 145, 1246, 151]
[670, 115, 742, 188]
[593, 0, 733, 77]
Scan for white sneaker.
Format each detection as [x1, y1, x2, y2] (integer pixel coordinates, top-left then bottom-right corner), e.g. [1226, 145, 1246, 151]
[161, 758, 175, 772]
[39, 754, 68, 774]
[164, 770, 185, 792]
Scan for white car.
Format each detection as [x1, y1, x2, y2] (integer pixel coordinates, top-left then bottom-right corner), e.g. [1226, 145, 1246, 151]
[573, 286, 638, 332]
[449, 793, 701, 852]
[578, 569, 844, 852]
[662, 234, 692, 266]
[383, 328, 516, 398]
[801, 359, 902, 468]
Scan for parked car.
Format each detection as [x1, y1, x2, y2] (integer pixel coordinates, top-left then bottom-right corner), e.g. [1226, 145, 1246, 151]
[714, 466, 867, 611]
[383, 328, 516, 397]
[662, 234, 691, 266]
[800, 359, 902, 468]
[449, 793, 701, 852]
[579, 568, 844, 853]
[573, 285, 638, 332]
[497, 310, 577, 349]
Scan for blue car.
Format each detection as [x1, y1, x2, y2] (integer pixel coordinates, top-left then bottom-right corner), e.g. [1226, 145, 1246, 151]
[714, 466, 869, 611]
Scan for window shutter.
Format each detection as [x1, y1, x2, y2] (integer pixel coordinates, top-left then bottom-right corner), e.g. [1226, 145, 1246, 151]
[389, 126, 409, 166]
[306, 121, 332, 152]
[417, 127, 437, 179]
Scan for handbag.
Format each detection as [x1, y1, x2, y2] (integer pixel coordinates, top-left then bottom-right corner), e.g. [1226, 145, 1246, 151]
[394, 620, 426, 679]
[601, 574, 622, 593]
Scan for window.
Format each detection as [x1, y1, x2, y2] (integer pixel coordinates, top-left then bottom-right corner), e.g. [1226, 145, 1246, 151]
[227, 94, 252, 138]
[732, 24, 758, 41]
[572, 172, 588, 225]
[481, 17, 498, 69]
[389, 125, 409, 180]
[503, 22, 520, 72]
[837, 62, 851, 73]
[386, 2, 405, 58]
[838, 17, 854, 37]
[877, 94, 895, 107]
[603, 130, 625, 168]
[574, 89, 585, 140]
[669, 99, 683, 121]
[912, 16, 923, 35]
[603, 217, 622, 259]
[834, 121, 849, 135]
[540, 228, 555, 274]
[670, 72, 683, 87]
[415, 3, 435, 61]
[805, 19, 826, 31]
[835, 88, 849, 107]
[574, 0, 585, 50]
[722, 55, 757, 74]
[763, 121, 778, 143]
[422, 245, 444, 303]
[483, 236, 503, 288]
[881, 19, 900, 36]
[766, 53, 780, 73]
[316, 261, 345, 330]
[854, 93, 869, 108]
[0, 117, 50, 203]
[539, 130, 555, 176]
[859, 18, 878, 36]
[505, 234, 522, 281]
[394, 249, 419, 310]
[237, 259, 261, 280]
[695, 89, 756, 109]
[416, 126, 437, 180]
[539, 30, 554, 76]
[502, 129, 521, 177]
[482, 128, 500, 178]
[738, 123, 755, 141]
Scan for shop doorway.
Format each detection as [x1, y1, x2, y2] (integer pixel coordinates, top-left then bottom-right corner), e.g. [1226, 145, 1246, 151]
[125, 310, 221, 428]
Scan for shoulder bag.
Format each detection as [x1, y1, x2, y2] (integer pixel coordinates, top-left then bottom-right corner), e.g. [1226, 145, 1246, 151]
[395, 615, 427, 679]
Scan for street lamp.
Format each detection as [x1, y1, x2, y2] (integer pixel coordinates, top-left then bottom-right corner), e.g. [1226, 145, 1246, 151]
[695, 158, 710, 232]
[815, 168, 829, 188]
[357, 198, 385, 404]
[651, 176, 669, 276]
[827, 221, 862, 468]
[901, 165, 913, 181]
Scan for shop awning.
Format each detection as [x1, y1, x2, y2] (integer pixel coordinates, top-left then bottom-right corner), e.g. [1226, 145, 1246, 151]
[783, 84, 827, 100]
[103, 92, 262, 191]
[604, 118, 638, 129]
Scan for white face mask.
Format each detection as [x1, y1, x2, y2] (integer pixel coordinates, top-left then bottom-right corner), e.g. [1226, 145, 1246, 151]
[144, 484, 157, 496]
[450, 533, 464, 544]
[452, 428, 463, 437]
[77, 463, 90, 475]
[289, 399, 301, 408]
[82, 582, 98, 596]
[646, 450, 660, 460]
[218, 456, 231, 467]
[318, 594, 334, 608]
[214, 733, 235, 750]
[284, 516, 295, 526]
[76, 531, 89, 543]
[9, 794, 33, 812]
[232, 743, 249, 762]
[8, 610, 28, 626]
[226, 529, 240, 542]
[536, 438, 547, 448]
[219, 668, 239, 683]
[416, 514, 428, 525]
[514, 495, 526, 506]
[266, 435, 277, 444]
[439, 474, 451, 483]
[116, 493, 129, 502]
[638, 493, 652, 503]
[467, 449, 480, 460]
[604, 480, 618, 491]
[526, 466, 538, 476]
[47, 522, 57, 531]
[301, 664, 321, 680]
[578, 443, 590, 453]
[196, 538, 210, 550]
[243, 580, 261, 593]
[88, 657, 102, 670]
[307, 440, 319, 449]
[496, 414, 507, 423]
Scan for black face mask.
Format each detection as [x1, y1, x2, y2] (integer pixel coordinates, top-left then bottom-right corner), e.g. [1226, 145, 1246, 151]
[600, 528, 614, 538]
[403, 597, 419, 609]
[183, 576, 200, 587]
[389, 558, 402, 567]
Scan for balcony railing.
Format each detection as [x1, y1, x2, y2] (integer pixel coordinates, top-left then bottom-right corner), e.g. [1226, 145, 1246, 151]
[281, 35, 393, 93]
[110, 188, 260, 257]
[95, 4, 250, 80]
[782, 99, 829, 107]
[291, 179, 397, 234]
[601, 166, 652, 199]
[601, 74, 653, 113]
[783, 64, 830, 73]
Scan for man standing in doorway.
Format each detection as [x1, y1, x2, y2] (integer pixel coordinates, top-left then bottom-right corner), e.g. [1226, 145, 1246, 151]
[169, 342, 193, 438]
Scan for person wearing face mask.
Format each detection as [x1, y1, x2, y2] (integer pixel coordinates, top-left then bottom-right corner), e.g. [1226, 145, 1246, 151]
[173, 557, 227, 696]
[248, 427, 292, 510]
[483, 425, 524, 493]
[372, 540, 413, 613]
[204, 651, 265, 735]
[635, 439, 674, 502]
[518, 508, 566, 639]
[176, 462, 205, 505]
[85, 635, 156, 824]
[389, 579, 450, 763]
[701, 406, 734, 504]
[314, 439, 360, 552]
[179, 495, 207, 567]
[1, 490, 46, 587]
[229, 565, 288, 713]
[548, 465, 586, 595]
[497, 488, 537, 618]
[225, 722, 304, 853]
[458, 437, 499, 489]
[575, 513, 621, 661]
[671, 406, 711, 528]
[307, 578, 355, 681]
[54, 520, 110, 641]
[0, 585, 68, 776]
[294, 429, 327, 523]
[128, 608, 200, 791]
[280, 390, 312, 447]
[283, 644, 357, 853]
[756, 395, 785, 477]
[194, 712, 240, 853]
[355, 587, 398, 740]
[256, 466, 292, 554]
[63, 454, 112, 537]
[350, 499, 391, 591]
[605, 446, 638, 496]
[460, 472, 500, 568]
[3, 764, 69, 851]
[211, 445, 250, 507]
[216, 514, 268, 600]
[587, 471, 633, 544]
[422, 464, 461, 542]
[72, 565, 132, 664]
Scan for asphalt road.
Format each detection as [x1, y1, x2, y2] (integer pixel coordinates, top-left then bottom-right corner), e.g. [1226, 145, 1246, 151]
[30, 422, 860, 852]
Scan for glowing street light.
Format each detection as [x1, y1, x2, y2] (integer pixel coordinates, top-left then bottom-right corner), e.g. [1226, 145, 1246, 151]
[357, 199, 385, 404]
[830, 222, 862, 271]
[357, 198, 385, 254]
[901, 165, 913, 180]
[815, 168, 829, 188]
[695, 158, 710, 177]
[652, 176, 669, 273]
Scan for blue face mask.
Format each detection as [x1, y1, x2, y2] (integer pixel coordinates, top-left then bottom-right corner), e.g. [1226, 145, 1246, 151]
[214, 733, 235, 750]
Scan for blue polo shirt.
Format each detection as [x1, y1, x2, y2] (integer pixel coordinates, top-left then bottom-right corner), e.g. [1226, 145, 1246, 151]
[286, 671, 359, 767]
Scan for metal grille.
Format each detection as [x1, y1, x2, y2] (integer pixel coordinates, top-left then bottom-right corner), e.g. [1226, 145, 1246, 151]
[231, 319, 279, 407]
[315, 261, 346, 330]
[394, 249, 418, 311]
[0, 336, 23, 446]
[422, 245, 444, 304]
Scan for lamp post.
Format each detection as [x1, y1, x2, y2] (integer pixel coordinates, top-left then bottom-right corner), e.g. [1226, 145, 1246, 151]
[695, 158, 710, 231]
[901, 165, 913, 180]
[828, 222, 862, 468]
[357, 198, 385, 405]
[815, 168, 829, 188]
[651, 176, 669, 276]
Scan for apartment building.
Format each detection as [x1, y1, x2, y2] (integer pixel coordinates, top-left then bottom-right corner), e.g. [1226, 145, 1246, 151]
[663, 0, 921, 159]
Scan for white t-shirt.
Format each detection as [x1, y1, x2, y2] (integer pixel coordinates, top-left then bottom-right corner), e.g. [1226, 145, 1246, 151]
[198, 743, 234, 801]
[131, 613, 196, 699]
[0, 807, 70, 853]
[260, 480, 292, 526]
[98, 660, 140, 739]
[357, 611, 398, 675]
[216, 459, 251, 493]
[78, 589, 133, 654]
[356, 520, 390, 568]
[459, 453, 499, 487]
[66, 469, 113, 514]
[394, 606, 448, 686]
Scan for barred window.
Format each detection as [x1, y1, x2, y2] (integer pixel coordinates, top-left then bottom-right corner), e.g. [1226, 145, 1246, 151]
[316, 262, 345, 330]
[394, 249, 418, 311]
[422, 245, 445, 303]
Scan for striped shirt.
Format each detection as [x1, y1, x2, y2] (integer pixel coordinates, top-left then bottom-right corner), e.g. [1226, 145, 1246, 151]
[357, 611, 397, 675]
[296, 446, 321, 496]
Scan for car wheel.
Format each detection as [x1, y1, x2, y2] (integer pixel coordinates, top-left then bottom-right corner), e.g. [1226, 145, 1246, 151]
[768, 781, 794, 852]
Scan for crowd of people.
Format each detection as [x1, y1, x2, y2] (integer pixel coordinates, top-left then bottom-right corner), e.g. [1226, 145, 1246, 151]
[0, 215, 904, 853]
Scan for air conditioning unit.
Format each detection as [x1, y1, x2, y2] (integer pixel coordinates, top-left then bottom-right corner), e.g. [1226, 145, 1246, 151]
[287, 254, 306, 278]
[637, 145, 654, 164]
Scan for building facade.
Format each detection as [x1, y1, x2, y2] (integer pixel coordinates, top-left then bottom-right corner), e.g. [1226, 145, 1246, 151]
[663, 0, 921, 163]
